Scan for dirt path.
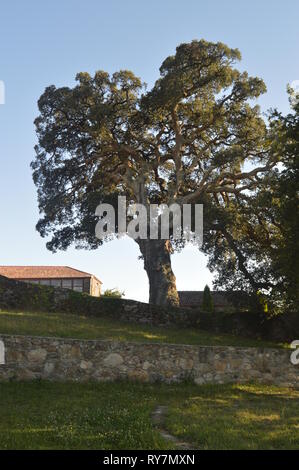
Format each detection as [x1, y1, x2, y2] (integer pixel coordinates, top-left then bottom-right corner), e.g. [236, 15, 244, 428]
[152, 405, 197, 450]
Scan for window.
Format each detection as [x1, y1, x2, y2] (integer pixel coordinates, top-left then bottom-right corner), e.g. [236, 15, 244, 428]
[50, 279, 62, 287]
[40, 279, 51, 286]
[73, 279, 83, 288]
[73, 286, 83, 293]
[62, 279, 72, 289]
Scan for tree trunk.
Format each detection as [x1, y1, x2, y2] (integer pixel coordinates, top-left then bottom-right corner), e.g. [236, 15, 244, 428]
[137, 239, 180, 306]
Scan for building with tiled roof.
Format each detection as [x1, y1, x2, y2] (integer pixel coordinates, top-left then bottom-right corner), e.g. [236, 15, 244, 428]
[0, 266, 102, 297]
[178, 290, 234, 311]
[178, 290, 251, 312]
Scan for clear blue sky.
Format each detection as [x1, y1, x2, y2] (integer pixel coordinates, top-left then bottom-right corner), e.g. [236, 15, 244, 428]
[0, 0, 298, 301]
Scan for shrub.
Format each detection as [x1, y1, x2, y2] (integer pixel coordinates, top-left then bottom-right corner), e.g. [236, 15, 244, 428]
[202, 285, 214, 313]
[102, 288, 125, 298]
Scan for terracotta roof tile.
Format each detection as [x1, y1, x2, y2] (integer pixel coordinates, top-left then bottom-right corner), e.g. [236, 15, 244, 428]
[0, 266, 102, 283]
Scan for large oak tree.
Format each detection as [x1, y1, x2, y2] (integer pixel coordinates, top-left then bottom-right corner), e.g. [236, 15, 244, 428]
[32, 40, 276, 306]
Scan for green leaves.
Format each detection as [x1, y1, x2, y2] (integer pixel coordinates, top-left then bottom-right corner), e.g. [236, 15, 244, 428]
[32, 38, 277, 306]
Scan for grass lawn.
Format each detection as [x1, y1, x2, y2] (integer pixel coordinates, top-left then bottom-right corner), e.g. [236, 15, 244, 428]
[0, 309, 285, 348]
[0, 381, 298, 450]
[166, 382, 299, 450]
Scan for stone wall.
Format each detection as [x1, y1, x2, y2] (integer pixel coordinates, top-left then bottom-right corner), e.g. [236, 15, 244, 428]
[0, 275, 197, 327]
[1, 275, 298, 342]
[0, 334, 297, 387]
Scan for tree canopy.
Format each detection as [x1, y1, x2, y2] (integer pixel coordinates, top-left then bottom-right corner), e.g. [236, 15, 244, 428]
[32, 40, 278, 306]
[204, 94, 299, 313]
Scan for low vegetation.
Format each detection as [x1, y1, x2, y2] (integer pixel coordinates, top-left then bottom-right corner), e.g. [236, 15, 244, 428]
[166, 383, 299, 450]
[0, 381, 297, 450]
[0, 310, 285, 348]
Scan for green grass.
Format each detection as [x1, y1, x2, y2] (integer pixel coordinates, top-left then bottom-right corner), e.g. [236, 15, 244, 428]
[0, 310, 284, 348]
[166, 383, 299, 450]
[0, 381, 298, 450]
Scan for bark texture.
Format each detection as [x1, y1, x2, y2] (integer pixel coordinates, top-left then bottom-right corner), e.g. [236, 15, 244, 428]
[137, 239, 180, 306]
